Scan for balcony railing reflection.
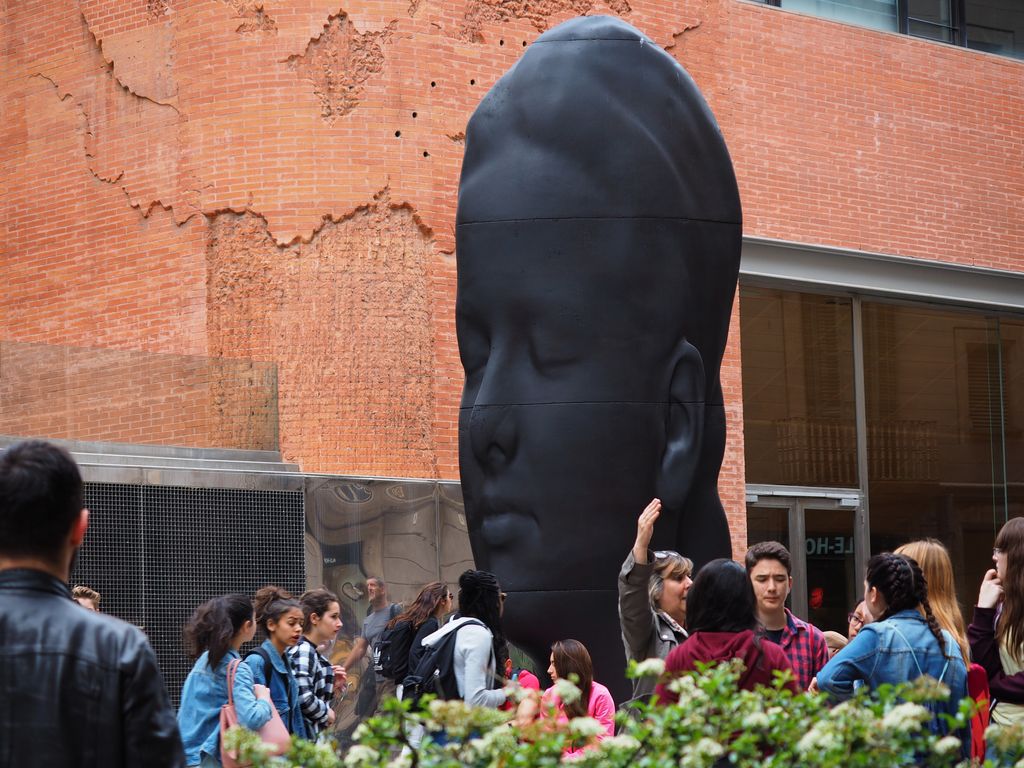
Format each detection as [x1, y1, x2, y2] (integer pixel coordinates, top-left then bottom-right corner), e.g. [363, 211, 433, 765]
[775, 416, 937, 486]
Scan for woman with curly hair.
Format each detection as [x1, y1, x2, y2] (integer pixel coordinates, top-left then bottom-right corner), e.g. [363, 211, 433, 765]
[177, 594, 256, 766]
[233, 586, 308, 738]
[817, 553, 968, 743]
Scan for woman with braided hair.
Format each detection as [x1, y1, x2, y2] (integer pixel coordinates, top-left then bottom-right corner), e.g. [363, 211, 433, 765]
[816, 553, 968, 743]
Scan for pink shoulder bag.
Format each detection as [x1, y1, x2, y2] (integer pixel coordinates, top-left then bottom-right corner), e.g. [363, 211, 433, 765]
[220, 657, 292, 767]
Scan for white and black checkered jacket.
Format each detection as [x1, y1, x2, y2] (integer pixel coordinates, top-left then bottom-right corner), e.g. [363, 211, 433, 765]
[286, 636, 334, 739]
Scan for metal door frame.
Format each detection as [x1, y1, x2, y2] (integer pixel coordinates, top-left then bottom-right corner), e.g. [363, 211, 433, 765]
[745, 485, 864, 620]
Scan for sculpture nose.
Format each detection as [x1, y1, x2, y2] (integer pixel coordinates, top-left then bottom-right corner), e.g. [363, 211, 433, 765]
[468, 404, 518, 471]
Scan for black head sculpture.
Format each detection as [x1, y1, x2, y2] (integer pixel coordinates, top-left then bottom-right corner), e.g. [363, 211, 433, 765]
[455, 14, 742, 700]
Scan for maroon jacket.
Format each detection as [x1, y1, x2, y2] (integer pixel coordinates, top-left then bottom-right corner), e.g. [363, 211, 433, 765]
[968, 605, 1024, 703]
[655, 629, 799, 704]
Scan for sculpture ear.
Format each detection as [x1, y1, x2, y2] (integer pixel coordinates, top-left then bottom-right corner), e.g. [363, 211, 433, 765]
[656, 340, 705, 507]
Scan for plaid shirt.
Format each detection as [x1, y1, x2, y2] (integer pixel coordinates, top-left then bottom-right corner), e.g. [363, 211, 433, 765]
[287, 636, 334, 739]
[777, 608, 830, 690]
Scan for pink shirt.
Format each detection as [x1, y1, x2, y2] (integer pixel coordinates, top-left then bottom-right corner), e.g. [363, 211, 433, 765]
[541, 680, 615, 757]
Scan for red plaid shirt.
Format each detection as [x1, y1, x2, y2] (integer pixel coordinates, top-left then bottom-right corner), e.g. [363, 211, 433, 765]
[777, 608, 830, 690]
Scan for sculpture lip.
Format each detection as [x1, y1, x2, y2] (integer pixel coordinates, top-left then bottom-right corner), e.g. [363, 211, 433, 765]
[477, 500, 539, 547]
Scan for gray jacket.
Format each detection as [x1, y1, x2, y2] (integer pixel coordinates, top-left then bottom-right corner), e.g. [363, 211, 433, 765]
[618, 551, 687, 700]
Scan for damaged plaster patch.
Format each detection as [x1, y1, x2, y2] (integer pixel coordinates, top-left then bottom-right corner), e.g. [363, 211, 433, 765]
[458, 0, 631, 42]
[219, 0, 278, 35]
[147, 0, 170, 19]
[32, 73, 125, 186]
[79, 9, 179, 107]
[206, 198, 440, 475]
[286, 13, 395, 122]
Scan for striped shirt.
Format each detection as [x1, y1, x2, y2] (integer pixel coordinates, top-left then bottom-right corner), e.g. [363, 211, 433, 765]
[287, 636, 334, 740]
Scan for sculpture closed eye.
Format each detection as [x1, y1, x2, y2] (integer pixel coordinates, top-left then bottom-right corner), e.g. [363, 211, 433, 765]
[455, 14, 741, 701]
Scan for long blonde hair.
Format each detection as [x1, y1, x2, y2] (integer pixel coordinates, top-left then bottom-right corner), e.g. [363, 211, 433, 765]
[894, 539, 969, 662]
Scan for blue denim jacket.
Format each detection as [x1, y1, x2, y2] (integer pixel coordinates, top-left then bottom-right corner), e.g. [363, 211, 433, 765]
[232, 640, 308, 740]
[177, 649, 239, 765]
[817, 610, 968, 736]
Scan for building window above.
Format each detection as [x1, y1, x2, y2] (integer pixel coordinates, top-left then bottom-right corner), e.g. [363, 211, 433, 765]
[757, 0, 1024, 60]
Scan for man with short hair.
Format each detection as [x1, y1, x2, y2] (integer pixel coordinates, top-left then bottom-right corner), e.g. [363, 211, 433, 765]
[72, 583, 101, 611]
[745, 541, 829, 690]
[342, 576, 401, 718]
[0, 440, 184, 766]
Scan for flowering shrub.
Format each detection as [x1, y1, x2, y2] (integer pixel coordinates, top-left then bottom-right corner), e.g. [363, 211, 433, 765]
[223, 659, 1024, 767]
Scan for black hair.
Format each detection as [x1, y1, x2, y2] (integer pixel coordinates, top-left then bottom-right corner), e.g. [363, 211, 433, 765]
[253, 585, 302, 631]
[0, 440, 83, 561]
[298, 587, 340, 634]
[686, 558, 759, 634]
[866, 553, 951, 660]
[183, 593, 254, 669]
[457, 569, 508, 672]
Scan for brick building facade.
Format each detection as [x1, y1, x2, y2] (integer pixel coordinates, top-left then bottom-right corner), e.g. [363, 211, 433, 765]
[3, 0, 1022, 629]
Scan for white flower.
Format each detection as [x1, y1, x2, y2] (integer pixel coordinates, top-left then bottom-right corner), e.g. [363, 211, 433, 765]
[881, 702, 929, 733]
[668, 673, 702, 695]
[344, 744, 380, 766]
[634, 658, 666, 677]
[742, 711, 770, 730]
[693, 738, 725, 758]
[553, 677, 582, 705]
[933, 736, 961, 756]
[569, 716, 607, 739]
[796, 723, 841, 754]
[601, 734, 641, 751]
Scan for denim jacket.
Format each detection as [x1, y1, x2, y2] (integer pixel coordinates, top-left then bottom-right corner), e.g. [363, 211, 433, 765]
[178, 649, 239, 765]
[817, 610, 968, 737]
[232, 640, 308, 739]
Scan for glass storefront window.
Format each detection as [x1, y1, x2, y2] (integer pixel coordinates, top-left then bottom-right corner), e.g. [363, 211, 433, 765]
[740, 287, 857, 487]
[862, 302, 1012, 609]
[742, 287, 1023, 622]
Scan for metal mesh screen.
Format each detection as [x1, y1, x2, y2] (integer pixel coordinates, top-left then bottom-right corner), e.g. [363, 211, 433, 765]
[71, 482, 305, 707]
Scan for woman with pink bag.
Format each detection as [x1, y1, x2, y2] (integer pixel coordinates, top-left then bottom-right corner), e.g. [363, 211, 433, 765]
[177, 594, 256, 767]
[231, 586, 309, 744]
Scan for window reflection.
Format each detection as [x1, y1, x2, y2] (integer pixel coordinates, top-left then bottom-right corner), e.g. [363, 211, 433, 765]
[740, 288, 857, 487]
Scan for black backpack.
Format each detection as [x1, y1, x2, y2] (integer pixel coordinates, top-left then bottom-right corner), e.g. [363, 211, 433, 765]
[401, 618, 486, 707]
[372, 619, 416, 681]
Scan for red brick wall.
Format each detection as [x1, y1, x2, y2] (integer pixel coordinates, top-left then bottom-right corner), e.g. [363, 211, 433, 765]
[3, 1, 1022, 554]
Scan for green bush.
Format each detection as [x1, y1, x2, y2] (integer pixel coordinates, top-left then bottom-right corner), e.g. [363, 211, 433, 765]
[223, 658, 1024, 767]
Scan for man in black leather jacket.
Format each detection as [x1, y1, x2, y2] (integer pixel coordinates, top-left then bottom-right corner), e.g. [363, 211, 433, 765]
[0, 440, 185, 767]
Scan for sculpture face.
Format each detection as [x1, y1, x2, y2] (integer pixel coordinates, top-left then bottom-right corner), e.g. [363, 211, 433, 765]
[458, 220, 707, 591]
[456, 15, 742, 697]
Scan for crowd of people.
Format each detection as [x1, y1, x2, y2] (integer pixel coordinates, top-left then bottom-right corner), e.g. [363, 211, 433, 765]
[3, 439, 1024, 767]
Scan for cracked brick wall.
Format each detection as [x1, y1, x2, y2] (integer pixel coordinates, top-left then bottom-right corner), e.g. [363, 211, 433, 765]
[3, 0, 1023, 551]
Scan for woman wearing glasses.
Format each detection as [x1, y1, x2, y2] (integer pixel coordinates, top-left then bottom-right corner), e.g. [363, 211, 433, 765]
[970, 518, 1024, 759]
[847, 601, 871, 640]
[618, 497, 694, 701]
